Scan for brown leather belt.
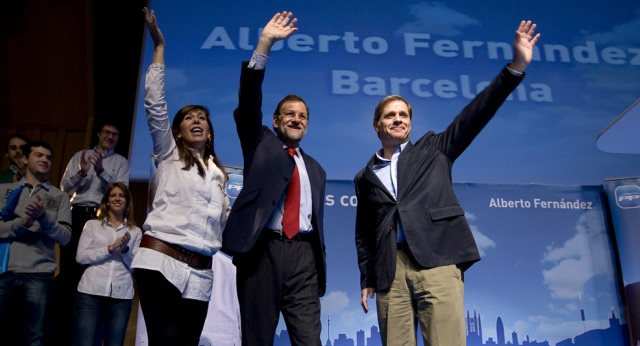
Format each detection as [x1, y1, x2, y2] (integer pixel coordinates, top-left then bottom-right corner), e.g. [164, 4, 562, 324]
[140, 234, 212, 270]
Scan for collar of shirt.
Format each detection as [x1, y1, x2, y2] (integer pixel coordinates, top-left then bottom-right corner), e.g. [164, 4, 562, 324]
[18, 177, 51, 191]
[374, 142, 408, 165]
[102, 217, 129, 230]
[264, 144, 313, 233]
[93, 146, 114, 158]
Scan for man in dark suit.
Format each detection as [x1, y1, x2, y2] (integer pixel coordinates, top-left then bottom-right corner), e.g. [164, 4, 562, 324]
[355, 21, 540, 346]
[222, 12, 326, 346]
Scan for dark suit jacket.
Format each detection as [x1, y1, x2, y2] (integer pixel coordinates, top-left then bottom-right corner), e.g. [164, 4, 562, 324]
[355, 66, 524, 292]
[222, 62, 327, 296]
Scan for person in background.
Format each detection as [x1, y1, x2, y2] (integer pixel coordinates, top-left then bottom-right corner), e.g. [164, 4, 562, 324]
[74, 182, 141, 346]
[0, 140, 72, 346]
[1, 133, 30, 183]
[131, 8, 230, 346]
[54, 122, 130, 345]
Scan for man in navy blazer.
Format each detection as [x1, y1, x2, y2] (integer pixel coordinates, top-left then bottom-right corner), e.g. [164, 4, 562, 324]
[222, 12, 326, 346]
[355, 21, 540, 346]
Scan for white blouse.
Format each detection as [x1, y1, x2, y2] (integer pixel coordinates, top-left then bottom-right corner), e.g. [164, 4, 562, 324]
[131, 63, 231, 301]
[76, 218, 142, 299]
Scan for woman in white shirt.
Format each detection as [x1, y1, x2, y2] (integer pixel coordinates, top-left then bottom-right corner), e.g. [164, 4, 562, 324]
[74, 182, 142, 346]
[131, 8, 230, 346]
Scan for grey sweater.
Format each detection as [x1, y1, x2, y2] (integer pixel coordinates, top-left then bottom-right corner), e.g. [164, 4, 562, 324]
[0, 181, 72, 273]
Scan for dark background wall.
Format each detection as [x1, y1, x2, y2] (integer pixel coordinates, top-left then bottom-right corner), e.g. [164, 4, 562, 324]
[2, 1, 149, 344]
[1, 0, 149, 225]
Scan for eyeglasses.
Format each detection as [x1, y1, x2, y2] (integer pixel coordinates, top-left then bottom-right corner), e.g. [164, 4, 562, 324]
[101, 129, 120, 138]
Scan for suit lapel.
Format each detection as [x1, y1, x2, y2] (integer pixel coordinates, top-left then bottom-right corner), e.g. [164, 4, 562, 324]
[396, 141, 414, 200]
[300, 148, 321, 209]
[363, 155, 395, 201]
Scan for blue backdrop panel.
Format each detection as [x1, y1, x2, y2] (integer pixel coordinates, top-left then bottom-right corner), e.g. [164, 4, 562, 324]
[315, 181, 628, 346]
[604, 176, 640, 346]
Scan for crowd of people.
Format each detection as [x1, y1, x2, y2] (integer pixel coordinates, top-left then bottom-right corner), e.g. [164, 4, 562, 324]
[0, 6, 539, 346]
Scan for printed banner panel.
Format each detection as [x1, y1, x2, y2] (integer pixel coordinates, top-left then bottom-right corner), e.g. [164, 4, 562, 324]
[604, 176, 640, 346]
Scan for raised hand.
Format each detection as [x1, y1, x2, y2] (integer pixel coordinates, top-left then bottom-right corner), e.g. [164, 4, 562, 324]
[120, 231, 131, 253]
[509, 20, 540, 72]
[13, 159, 26, 182]
[90, 152, 104, 175]
[143, 7, 165, 48]
[256, 11, 298, 56]
[79, 150, 90, 176]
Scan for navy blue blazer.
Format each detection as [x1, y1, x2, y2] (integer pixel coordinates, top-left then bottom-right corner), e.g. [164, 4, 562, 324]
[222, 62, 327, 296]
[355, 66, 524, 292]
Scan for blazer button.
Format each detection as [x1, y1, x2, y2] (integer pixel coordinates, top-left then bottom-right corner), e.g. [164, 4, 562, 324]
[284, 177, 289, 182]
[272, 200, 276, 205]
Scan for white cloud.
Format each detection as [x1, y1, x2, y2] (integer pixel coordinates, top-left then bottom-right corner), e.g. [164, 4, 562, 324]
[394, 2, 481, 37]
[541, 210, 612, 300]
[466, 212, 496, 257]
[321, 291, 350, 315]
[340, 307, 378, 328]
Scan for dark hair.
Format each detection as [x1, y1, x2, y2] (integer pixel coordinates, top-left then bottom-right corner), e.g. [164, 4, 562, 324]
[97, 182, 137, 229]
[4, 133, 30, 152]
[272, 94, 309, 131]
[171, 105, 228, 180]
[97, 122, 120, 133]
[22, 140, 53, 157]
[373, 95, 412, 127]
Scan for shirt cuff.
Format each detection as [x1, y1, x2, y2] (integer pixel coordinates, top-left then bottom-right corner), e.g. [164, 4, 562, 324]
[248, 51, 269, 70]
[506, 65, 524, 77]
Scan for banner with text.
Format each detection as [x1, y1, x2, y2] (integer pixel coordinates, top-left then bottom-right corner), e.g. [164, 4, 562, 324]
[604, 176, 640, 346]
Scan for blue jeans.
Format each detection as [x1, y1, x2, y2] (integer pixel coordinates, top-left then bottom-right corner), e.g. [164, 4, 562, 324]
[0, 272, 54, 346]
[74, 292, 132, 346]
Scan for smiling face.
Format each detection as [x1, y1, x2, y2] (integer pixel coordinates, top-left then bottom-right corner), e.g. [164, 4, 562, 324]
[375, 100, 412, 147]
[107, 186, 127, 218]
[173, 107, 212, 155]
[97, 125, 119, 152]
[273, 101, 308, 147]
[6, 136, 28, 165]
[23, 146, 52, 181]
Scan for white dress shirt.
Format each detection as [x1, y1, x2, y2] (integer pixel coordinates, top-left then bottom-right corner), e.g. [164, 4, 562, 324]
[60, 147, 130, 207]
[264, 146, 313, 233]
[76, 218, 142, 299]
[131, 63, 231, 301]
[372, 142, 408, 242]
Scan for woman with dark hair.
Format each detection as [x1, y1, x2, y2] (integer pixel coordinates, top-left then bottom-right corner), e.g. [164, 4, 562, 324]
[130, 8, 231, 346]
[74, 182, 142, 346]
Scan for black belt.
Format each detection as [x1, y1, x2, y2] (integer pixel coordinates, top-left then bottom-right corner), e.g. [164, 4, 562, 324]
[72, 205, 98, 214]
[266, 229, 314, 242]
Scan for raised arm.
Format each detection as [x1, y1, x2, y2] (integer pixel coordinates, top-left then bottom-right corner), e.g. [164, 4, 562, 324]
[143, 7, 165, 64]
[255, 11, 298, 57]
[508, 20, 540, 73]
[143, 7, 174, 161]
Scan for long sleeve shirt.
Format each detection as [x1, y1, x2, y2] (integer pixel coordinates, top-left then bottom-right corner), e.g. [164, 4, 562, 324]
[76, 218, 142, 299]
[131, 63, 231, 301]
[0, 180, 72, 273]
[60, 147, 130, 207]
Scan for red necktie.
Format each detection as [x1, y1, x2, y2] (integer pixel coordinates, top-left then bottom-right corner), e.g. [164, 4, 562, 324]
[283, 147, 300, 239]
